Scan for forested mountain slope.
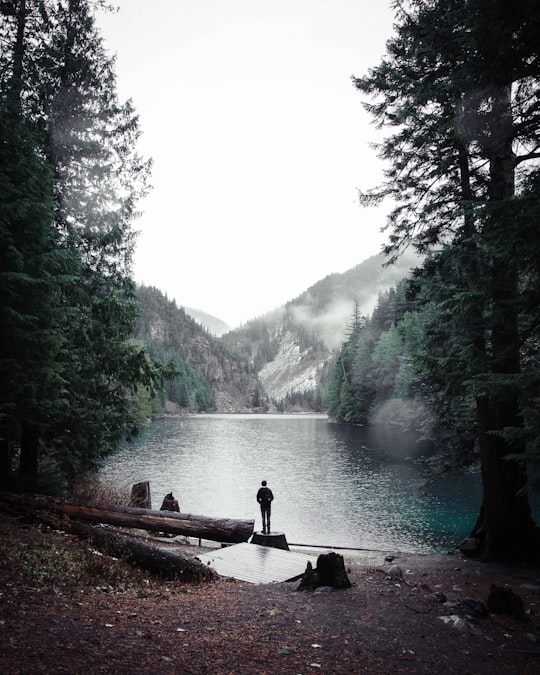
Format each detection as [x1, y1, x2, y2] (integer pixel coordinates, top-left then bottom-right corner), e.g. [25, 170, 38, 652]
[135, 286, 261, 413]
[133, 253, 419, 413]
[221, 251, 420, 407]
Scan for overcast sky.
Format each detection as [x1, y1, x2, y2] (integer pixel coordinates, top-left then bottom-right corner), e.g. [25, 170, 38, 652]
[96, 1, 396, 327]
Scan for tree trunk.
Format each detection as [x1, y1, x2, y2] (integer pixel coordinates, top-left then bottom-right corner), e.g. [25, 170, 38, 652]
[472, 392, 538, 561]
[0, 438, 11, 488]
[43, 516, 216, 582]
[7, 0, 26, 114]
[18, 423, 39, 484]
[468, 83, 539, 561]
[0, 493, 254, 544]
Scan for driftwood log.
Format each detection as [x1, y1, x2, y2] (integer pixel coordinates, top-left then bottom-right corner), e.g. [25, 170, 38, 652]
[39, 515, 217, 581]
[0, 493, 254, 544]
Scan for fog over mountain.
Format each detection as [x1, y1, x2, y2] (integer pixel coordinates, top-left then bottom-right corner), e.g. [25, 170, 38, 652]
[187, 250, 420, 346]
[220, 250, 422, 405]
[284, 249, 421, 349]
[184, 308, 231, 337]
[137, 250, 421, 411]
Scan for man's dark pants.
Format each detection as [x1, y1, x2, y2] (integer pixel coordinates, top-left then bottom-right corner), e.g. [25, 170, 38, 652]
[261, 506, 271, 533]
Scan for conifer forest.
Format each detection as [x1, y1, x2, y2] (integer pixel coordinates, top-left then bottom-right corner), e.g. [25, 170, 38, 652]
[1, 1, 540, 562]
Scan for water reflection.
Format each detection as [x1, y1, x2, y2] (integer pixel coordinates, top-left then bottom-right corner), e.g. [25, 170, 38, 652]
[99, 414, 482, 553]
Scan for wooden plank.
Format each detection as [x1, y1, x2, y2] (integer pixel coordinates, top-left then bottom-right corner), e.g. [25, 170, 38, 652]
[196, 542, 318, 584]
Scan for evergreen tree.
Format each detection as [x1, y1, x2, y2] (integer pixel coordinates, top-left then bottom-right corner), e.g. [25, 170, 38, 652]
[370, 325, 404, 402]
[0, 1, 162, 488]
[0, 113, 68, 487]
[355, 0, 540, 560]
[0, 0, 75, 487]
[327, 303, 369, 422]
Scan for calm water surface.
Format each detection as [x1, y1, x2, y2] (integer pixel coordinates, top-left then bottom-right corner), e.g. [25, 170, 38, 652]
[99, 414, 483, 553]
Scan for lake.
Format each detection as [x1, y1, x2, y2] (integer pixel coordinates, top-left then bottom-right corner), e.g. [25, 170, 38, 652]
[99, 414, 487, 554]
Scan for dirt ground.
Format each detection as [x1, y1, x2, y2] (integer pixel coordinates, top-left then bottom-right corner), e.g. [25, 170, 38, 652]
[1, 512, 539, 674]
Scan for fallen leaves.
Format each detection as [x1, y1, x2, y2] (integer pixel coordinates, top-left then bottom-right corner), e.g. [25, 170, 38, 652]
[1, 514, 539, 674]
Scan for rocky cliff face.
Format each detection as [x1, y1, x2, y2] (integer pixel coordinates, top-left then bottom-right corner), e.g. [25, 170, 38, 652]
[258, 331, 333, 401]
[137, 252, 420, 412]
[223, 252, 420, 407]
[169, 328, 261, 413]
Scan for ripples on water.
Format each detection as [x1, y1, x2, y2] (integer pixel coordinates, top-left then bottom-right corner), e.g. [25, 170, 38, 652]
[99, 414, 483, 553]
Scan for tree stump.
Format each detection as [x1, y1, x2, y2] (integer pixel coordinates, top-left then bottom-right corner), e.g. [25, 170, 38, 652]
[129, 481, 151, 509]
[297, 551, 352, 590]
[251, 532, 289, 550]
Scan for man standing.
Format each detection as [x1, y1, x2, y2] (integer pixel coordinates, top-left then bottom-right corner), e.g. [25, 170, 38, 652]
[256, 480, 274, 534]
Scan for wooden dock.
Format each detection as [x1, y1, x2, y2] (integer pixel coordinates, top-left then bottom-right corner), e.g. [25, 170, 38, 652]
[196, 542, 318, 584]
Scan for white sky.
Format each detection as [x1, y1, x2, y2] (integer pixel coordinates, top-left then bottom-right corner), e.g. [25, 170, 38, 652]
[96, 1, 395, 328]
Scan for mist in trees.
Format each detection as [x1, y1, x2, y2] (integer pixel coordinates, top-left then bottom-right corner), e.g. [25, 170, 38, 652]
[333, 0, 540, 561]
[3, 0, 539, 562]
[0, 0, 163, 492]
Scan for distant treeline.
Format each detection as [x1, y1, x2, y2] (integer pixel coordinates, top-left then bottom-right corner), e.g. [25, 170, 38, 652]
[328, 285, 464, 456]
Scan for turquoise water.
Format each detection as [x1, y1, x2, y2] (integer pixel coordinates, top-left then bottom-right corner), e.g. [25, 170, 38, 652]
[100, 414, 484, 553]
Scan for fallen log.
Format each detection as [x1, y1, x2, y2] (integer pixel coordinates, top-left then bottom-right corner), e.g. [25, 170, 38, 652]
[0, 493, 254, 544]
[41, 514, 216, 581]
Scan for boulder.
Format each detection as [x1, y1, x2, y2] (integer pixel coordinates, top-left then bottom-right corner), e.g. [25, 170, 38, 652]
[486, 585, 528, 622]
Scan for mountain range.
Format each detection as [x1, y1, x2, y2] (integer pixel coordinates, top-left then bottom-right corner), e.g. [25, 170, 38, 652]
[184, 307, 231, 337]
[139, 250, 421, 412]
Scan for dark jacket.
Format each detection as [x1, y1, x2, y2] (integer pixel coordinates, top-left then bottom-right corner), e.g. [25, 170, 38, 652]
[257, 486, 274, 509]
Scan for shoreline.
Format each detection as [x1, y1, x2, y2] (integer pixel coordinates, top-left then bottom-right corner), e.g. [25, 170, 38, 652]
[2, 511, 539, 673]
[148, 531, 535, 582]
